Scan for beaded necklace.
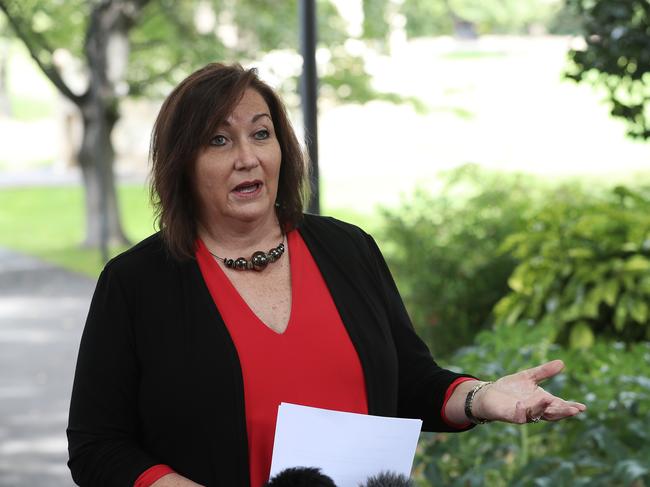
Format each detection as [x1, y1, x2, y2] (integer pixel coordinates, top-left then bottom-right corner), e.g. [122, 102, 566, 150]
[208, 236, 285, 271]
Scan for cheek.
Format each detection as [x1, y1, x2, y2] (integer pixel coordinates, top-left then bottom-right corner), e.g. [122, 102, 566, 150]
[268, 146, 282, 177]
[195, 164, 228, 202]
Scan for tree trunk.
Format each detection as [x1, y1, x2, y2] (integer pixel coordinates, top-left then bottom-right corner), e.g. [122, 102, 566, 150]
[78, 0, 140, 249]
[78, 101, 128, 248]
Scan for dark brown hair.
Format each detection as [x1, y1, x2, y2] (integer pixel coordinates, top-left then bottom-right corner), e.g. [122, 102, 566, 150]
[150, 63, 307, 260]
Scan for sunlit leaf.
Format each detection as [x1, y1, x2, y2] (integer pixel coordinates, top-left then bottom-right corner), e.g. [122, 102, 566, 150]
[623, 255, 650, 273]
[569, 321, 595, 349]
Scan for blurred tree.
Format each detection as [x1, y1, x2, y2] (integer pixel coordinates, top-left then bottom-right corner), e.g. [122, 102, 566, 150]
[0, 0, 385, 249]
[565, 0, 650, 140]
[1, 0, 152, 247]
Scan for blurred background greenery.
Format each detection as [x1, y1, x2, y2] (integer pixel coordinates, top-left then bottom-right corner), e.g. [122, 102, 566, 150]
[0, 0, 649, 485]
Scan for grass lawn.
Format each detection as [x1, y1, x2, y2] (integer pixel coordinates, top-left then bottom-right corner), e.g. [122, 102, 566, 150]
[0, 184, 380, 277]
[0, 185, 154, 277]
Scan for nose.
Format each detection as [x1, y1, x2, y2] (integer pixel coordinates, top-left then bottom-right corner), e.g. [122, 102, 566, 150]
[234, 140, 259, 171]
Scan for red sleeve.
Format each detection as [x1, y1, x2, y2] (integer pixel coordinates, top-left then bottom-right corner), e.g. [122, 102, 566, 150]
[134, 464, 175, 487]
[440, 376, 477, 429]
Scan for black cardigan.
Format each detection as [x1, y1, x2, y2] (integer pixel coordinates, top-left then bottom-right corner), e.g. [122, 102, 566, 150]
[67, 214, 473, 487]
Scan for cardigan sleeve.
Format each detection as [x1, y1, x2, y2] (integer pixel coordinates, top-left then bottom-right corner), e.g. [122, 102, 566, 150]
[67, 265, 159, 486]
[134, 465, 175, 487]
[363, 233, 476, 432]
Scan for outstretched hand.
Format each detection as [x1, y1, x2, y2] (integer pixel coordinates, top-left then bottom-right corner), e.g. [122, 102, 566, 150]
[473, 360, 586, 424]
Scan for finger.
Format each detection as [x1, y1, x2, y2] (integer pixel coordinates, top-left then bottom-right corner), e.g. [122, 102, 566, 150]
[525, 397, 553, 423]
[546, 396, 587, 412]
[564, 400, 587, 411]
[525, 359, 565, 383]
[514, 401, 527, 424]
[542, 405, 581, 422]
[513, 400, 547, 424]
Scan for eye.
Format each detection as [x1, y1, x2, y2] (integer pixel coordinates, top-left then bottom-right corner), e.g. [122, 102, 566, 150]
[254, 129, 270, 140]
[209, 135, 227, 146]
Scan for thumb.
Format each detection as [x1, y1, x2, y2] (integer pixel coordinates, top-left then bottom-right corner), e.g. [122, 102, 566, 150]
[525, 359, 565, 383]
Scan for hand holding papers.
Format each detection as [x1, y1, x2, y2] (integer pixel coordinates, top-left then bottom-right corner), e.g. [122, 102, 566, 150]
[269, 403, 422, 487]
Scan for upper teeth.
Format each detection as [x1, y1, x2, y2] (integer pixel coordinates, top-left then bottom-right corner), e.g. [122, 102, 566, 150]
[238, 184, 257, 193]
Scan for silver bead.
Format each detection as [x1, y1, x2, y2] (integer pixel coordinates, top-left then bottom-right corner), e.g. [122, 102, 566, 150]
[251, 251, 269, 271]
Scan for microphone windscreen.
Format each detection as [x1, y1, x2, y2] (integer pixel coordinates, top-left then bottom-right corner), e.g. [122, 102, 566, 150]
[361, 471, 413, 487]
[264, 466, 338, 487]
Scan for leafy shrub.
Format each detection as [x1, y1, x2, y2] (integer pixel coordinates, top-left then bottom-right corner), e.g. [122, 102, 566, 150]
[413, 321, 650, 486]
[495, 185, 650, 346]
[379, 165, 538, 357]
[565, 0, 650, 140]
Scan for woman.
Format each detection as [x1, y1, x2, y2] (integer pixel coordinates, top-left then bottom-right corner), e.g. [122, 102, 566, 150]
[67, 63, 586, 487]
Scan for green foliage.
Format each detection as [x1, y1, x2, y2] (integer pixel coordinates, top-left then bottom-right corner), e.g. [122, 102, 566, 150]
[0, 0, 399, 103]
[127, 1, 227, 96]
[320, 47, 378, 102]
[400, 0, 564, 37]
[362, 0, 391, 40]
[227, 0, 345, 52]
[414, 321, 650, 486]
[319, 47, 425, 111]
[401, 0, 453, 38]
[565, 0, 650, 140]
[383, 166, 650, 357]
[546, 2, 585, 35]
[379, 165, 538, 357]
[4, 0, 87, 56]
[495, 185, 650, 345]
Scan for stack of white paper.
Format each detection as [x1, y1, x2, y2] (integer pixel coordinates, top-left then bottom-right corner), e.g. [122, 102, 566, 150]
[269, 403, 422, 487]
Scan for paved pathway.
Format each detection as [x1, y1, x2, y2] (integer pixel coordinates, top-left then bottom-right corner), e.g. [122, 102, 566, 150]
[0, 248, 94, 487]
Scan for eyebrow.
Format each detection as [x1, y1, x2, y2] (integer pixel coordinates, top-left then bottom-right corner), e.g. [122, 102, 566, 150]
[222, 112, 272, 126]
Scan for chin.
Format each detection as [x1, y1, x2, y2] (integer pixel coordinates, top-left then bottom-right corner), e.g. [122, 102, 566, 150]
[228, 203, 276, 224]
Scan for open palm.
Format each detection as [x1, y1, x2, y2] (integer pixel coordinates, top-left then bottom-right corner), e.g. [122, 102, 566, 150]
[474, 360, 587, 424]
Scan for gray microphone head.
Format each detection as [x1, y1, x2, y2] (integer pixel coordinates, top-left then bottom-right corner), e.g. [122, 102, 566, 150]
[361, 471, 413, 487]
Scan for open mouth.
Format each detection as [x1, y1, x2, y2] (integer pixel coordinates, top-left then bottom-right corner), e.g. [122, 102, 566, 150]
[233, 181, 262, 195]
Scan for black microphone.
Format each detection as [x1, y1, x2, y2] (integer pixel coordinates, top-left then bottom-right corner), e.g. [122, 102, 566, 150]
[264, 467, 412, 487]
[264, 467, 338, 487]
[361, 471, 413, 487]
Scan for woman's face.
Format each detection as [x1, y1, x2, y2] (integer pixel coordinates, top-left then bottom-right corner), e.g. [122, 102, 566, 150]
[194, 88, 282, 229]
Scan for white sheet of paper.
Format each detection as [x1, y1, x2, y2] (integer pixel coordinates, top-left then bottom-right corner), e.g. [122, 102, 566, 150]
[269, 402, 422, 487]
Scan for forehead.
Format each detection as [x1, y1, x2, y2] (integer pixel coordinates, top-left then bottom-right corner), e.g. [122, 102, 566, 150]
[224, 89, 271, 124]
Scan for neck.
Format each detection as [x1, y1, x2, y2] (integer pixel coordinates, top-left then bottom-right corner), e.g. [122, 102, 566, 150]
[198, 212, 283, 255]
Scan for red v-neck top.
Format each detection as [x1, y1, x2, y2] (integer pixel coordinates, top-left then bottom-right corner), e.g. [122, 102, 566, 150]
[195, 230, 369, 487]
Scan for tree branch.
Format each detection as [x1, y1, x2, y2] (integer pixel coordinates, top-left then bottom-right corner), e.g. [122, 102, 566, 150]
[130, 38, 168, 51]
[0, 0, 85, 105]
[128, 60, 189, 96]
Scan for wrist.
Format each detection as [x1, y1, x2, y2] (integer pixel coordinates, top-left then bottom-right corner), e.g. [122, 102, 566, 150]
[464, 381, 493, 424]
[443, 379, 481, 426]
